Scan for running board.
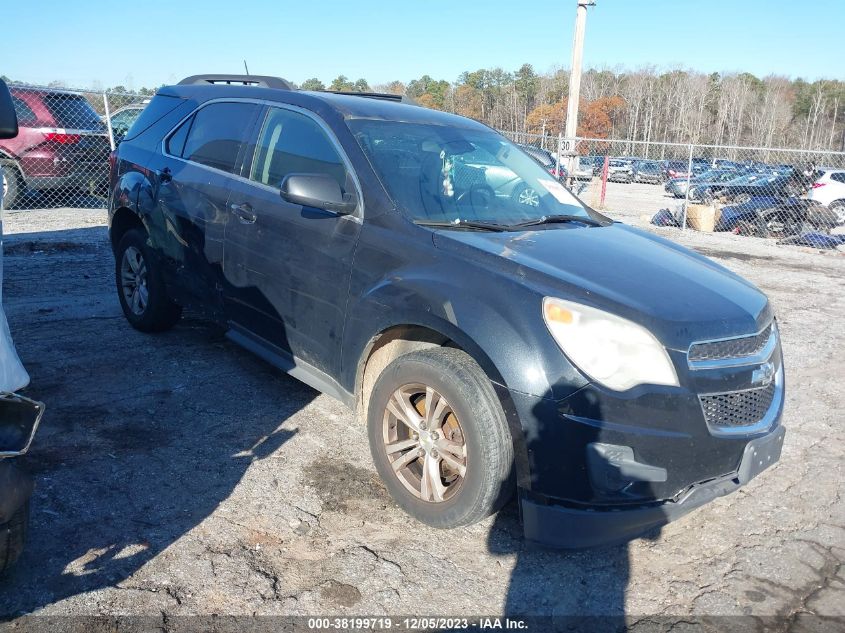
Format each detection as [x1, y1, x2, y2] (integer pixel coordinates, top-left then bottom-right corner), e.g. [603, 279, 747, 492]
[226, 326, 355, 408]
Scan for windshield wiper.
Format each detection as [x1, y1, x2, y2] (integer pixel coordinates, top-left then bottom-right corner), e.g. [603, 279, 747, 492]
[414, 219, 507, 232]
[509, 214, 605, 229]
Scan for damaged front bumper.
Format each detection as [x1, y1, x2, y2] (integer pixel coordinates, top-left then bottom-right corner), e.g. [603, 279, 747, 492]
[521, 424, 786, 549]
[0, 393, 45, 524]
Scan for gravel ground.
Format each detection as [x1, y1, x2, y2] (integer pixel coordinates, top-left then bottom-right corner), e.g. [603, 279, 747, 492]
[0, 191, 842, 626]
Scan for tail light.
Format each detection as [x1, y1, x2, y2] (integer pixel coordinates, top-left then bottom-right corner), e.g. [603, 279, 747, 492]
[44, 131, 81, 144]
[108, 150, 117, 175]
[812, 182, 826, 189]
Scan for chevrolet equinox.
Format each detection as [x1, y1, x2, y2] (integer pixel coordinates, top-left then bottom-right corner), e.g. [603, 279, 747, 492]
[108, 75, 786, 548]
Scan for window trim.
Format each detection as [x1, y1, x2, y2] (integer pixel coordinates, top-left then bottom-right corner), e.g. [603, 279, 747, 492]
[161, 98, 364, 220]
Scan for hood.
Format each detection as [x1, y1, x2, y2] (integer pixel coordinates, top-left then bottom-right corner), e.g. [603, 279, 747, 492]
[432, 223, 771, 350]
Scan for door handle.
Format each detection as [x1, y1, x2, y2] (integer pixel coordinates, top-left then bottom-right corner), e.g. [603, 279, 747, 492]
[230, 202, 257, 224]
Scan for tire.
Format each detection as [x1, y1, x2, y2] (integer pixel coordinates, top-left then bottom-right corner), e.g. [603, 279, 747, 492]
[367, 347, 514, 529]
[1, 163, 21, 210]
[115, 228, 182, 332]
[0, 502, 29, 573]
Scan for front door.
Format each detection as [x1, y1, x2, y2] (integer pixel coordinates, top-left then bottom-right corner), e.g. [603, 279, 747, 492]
[223, 105, 362, 378]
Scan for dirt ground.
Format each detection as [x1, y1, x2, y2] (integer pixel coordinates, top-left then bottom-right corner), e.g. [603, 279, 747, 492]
[0, 187, 843, 626]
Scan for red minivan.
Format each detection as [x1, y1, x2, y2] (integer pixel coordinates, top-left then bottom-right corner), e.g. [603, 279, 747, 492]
[0, 86, 110, 208]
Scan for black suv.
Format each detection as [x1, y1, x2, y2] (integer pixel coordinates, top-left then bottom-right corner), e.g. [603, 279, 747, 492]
[108, 75, 785, 548]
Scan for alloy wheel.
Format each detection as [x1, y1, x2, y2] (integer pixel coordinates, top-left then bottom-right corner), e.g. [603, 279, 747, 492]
[382, 384, 467, 503]
[120, 245, 149, 316]
[517, 187, 539, 207]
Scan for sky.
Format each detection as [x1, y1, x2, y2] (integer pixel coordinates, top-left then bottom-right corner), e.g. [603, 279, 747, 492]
[3, 0, 842, 90]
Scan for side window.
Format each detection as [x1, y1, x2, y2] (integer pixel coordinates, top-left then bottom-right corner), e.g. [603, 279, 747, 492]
[167, 115, 192, 157]
[249, 107, 347, 190]
[831, 172, 845, 184]
[11, 96, 36, 124]
[180, 102, 258, 174]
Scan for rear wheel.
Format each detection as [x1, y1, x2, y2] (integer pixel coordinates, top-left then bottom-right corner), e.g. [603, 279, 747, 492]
[1, 163, 21, 210]
[0, 502, 29, 573]
[367, 348, 514, 529]
[115, 229, 181, 332]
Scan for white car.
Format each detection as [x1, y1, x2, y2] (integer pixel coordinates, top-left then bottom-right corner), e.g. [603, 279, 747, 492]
[809, 169, 845, 224]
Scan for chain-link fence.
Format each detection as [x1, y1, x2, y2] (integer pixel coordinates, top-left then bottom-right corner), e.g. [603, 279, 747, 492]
[3, 81, 844, 250]
[0, 84, 148, 212]
[501, 131, 845, 249]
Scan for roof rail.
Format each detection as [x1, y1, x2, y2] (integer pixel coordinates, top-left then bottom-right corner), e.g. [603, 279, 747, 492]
[178, 74, 293, 90]
[325, 90, 417, 105]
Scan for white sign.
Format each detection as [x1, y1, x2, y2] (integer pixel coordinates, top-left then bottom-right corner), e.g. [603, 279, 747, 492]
[559, 137, 578, 155]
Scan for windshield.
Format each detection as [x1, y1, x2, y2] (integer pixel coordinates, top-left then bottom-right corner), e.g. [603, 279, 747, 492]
[349, 119, 594, 226]
[637, 162, 659, 172]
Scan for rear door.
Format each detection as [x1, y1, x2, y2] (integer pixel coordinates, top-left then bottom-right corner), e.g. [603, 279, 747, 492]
[145, 100, 261, 309]
[223, 104, 362, 378]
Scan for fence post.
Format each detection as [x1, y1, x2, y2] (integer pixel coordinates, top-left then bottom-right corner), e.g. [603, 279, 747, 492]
[681, 142, 694, 230]
[103, 92, 115, 151]
[556, 133, 563, 182]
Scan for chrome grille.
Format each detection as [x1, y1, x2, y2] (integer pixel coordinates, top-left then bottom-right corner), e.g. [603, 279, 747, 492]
[689, 323, 773, 363]
[699, 382, 777, 428]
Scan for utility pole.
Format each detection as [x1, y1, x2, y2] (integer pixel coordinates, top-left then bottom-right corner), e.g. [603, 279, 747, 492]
[564, 0, 595, 179]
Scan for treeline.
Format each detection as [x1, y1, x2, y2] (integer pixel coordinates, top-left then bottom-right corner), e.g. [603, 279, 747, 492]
[6, 66, 843, 151]
[301, 67, 845, 151]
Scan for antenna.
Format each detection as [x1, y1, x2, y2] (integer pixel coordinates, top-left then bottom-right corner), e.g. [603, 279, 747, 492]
[243, 60, 250, 76]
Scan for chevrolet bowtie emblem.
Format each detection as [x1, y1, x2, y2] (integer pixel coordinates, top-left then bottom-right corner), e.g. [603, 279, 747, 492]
[751, 362, 775, 387]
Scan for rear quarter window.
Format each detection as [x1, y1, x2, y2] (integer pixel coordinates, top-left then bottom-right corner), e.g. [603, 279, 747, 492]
[831, 172, 845, 184]
[123, 95, 185, 142]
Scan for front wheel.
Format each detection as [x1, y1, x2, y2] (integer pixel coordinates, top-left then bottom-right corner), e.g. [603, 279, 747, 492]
[367, 348, 514, 529]
[115, 229, 182, 332]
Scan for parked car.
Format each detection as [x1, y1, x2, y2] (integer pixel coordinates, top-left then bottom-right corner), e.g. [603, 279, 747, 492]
[808, 169, 845, 225]
[699, 171, 804, 204]
[0, 86, 110, 209]
[518, 144, 567, 181]
[665, 169, 740, 198]
[571, 156, 594, 181]
[0, 79, 45, 573]
[661, 160, 690, 181]
[106, 102, 148, 146]
[109, 74, 786, 549]
[716, 196, 838, 237]
[632, 160, 661, 184]
[682, 170, 752, 200]
[607, 158, 633, 183]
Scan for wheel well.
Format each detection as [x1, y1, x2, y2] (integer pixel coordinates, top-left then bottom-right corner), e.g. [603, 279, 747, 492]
[110, 208, 145, 252]
[356, 325, 452, 423]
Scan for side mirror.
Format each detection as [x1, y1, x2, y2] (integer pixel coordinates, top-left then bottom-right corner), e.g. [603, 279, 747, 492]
[0, 80, 18, 140]
[280, 173, 356, 215]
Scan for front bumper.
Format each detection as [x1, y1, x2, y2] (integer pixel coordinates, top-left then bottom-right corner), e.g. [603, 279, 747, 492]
[521, 424, 785, 549]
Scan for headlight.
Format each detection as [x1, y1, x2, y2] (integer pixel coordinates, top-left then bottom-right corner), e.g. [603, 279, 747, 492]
[543, 297, 679, 391]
